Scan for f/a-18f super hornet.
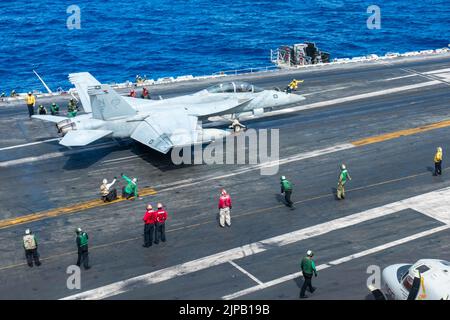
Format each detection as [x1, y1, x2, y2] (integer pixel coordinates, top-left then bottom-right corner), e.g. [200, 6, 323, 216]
[369, 259, 450, 300]
[32, 72, 305, 153]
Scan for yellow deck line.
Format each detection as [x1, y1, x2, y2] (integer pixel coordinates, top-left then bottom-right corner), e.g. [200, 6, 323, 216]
[351, 119, 450, 146]
[1, 119, 449, 230]
[0, 188, 157, 229]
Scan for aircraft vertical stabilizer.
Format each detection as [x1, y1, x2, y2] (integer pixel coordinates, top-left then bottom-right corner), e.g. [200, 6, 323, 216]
[68, 72, 101, 113]
[88, 84, 137, 120]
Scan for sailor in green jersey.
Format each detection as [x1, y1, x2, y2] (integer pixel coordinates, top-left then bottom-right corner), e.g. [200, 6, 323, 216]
[121, 173, 139, 199]
[37, 104, 47, 115]
[337, 164, 352, 200]
[67, 98, 78, 117]
[76, 228, 90, 269]
[300, 250, 317, 298]
[50, 102, 60, 115]
[280, 175, 294, 208]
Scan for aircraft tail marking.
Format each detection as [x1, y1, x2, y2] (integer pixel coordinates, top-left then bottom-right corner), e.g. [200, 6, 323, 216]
[88, 84, 137, 120]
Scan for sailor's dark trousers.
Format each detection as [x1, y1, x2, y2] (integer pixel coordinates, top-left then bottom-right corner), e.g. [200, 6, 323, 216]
[27, 104, 34, 117]
[144, 223, 155, 247]
[77, 245, 89, 269]
[300, 273, 314, 297]
[25, 248, 40, 267]
[155, 222, 166, 244]
[284, 190, 293, 207]
[435, 161, 442, 175]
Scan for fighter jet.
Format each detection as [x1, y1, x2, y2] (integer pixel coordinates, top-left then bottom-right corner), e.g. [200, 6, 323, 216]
[369, 259, 450, 300]
[32, 72, 305, 153]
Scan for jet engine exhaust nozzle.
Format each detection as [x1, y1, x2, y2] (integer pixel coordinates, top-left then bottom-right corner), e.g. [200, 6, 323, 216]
[56, 119, 76, 135]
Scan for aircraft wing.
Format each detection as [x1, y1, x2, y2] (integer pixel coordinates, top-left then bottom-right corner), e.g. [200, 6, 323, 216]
[187, 97, 253, 117]
[60, 130, 112, 147]
[31, 115, 68, 123]
[131, 107, 198, 153]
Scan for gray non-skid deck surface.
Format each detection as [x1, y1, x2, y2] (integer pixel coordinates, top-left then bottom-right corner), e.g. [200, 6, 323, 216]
[0, 55, 449, 299]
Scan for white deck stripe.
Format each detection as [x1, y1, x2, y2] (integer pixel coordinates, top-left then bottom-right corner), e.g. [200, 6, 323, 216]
[0, 142, 117, 167]
[302, 86, 349, 96]
[0, 138, 60, 151]
[60, 186, 450, 300]
[381, 74, 417, 81]
[223, 225, 450, 300]
[102, 154, 142, 164]
[229, 261, 264, 285]
[400, 68, 450, 85]
[239, 80, 441, 121]
[423, 68, 450, 75]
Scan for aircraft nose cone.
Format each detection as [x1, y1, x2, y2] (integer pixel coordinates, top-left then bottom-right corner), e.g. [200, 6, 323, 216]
[289, 93, 305, 104]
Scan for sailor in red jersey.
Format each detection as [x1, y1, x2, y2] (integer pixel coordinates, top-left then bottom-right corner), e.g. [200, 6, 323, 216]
[142, 204, 157, 247]
[218, 189, 232, 227]
[154, 203, 168, 244]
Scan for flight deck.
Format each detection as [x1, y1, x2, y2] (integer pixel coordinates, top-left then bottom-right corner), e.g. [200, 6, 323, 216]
[0, 54, 449, 299]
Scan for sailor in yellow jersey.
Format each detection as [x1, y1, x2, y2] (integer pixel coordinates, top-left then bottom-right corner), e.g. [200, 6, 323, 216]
[433, 147, 443, 176]
[287, 79, 304, 93]
[25, 91, 36, 118]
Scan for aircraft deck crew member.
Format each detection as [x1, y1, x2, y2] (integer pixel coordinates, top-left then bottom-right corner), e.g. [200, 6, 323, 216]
[25, 92, 36, 118]
[300, 250, 317, 298]
[141, 87, 150, 99]
[337, 164, 352, 200]
[76, 228, 90, 269]
[287, 79, 304, 93]
[154, 203, 168, 244]
[23, 229, 41, 267]
[280, 176, 294, 208]
[121, 173, 138, 199]
[100, 177, 117, 202]
[142, 204, 157, 247]
[67, 98, 78, 117]
[434, 147, 443, 176]
[218, 189, 232, 227]
[38, 104, 47, 115]
[229, 119, 246, 133]
[50, 102, 59, 115]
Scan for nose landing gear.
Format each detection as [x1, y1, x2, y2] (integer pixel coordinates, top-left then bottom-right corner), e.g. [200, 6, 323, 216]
[229, 118, 246, 133]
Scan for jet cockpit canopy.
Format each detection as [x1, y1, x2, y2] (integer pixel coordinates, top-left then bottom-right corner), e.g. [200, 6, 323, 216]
[206, 81, 264, 94]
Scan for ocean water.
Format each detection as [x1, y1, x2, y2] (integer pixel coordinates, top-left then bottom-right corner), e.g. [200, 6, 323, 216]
[0, 0, 449, 93]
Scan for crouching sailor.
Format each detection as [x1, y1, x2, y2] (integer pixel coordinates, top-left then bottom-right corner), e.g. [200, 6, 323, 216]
[121, 173, 139, 200]
[100, 177, 118, 202]
[229, 118, 246, 133]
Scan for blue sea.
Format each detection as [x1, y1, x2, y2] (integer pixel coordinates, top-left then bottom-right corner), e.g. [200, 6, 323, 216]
[0, 0, 449, 93]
